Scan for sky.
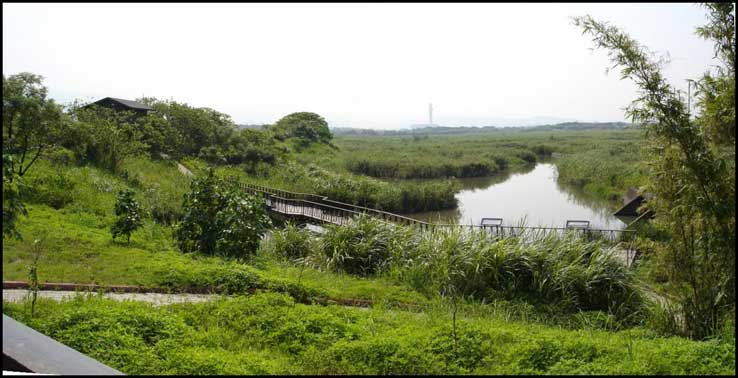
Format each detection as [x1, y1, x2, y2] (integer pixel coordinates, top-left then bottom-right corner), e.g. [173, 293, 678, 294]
[2, 3, 719, 129]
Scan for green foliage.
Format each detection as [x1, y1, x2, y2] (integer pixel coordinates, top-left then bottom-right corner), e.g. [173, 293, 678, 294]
[2, 154, 27, 239]
[275, 216, 645, 322]
[111, 189, 144, 244]
[271, 112, 333, 145]
[555, 144, 647, 203]
[346, 158, 502, 179]
[575, 4, 735, 339]
[175, 169, 271, 258]
[318, 129, 646, 209]
[693, 3, 735, 148]
[28, 238, 43, 317]
[238, 162, 458, 213]
[2, 72, 66, 177]
[119, 157, 191, 225]
[71, 104, 148, 173]
[133, 98, 283, 168]
[397, 225, 645, 321]
[531, 144, 555, 157]
[25, 169, 75, 210]
[330, 133, 555, 179]
[270, 223, 314, 261]
[319, 215, 408, 276]
[517, 150, 537, 164]
[3, 294, 734, 375]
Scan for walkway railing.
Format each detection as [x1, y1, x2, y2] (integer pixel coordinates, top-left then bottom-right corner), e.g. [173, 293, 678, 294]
[3, 314, 124, 375]
[233, 180, 636, 245]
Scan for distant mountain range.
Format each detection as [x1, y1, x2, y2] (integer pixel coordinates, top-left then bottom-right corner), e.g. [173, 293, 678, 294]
[332, 122, 637, 136]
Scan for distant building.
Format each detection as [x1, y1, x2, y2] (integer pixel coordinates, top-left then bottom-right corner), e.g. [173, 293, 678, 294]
[84, 97, 153, 116]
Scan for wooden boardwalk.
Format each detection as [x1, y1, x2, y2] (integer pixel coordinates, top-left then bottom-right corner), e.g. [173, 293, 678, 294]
[239, 181, 637, 252]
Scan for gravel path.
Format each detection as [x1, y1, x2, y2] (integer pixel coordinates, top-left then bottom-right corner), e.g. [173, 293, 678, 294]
[176, 162, 193, 177]
[3, 290, 218, 306]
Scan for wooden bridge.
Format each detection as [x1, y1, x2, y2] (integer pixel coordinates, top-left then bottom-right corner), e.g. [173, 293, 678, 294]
[235, 181, 638, 260]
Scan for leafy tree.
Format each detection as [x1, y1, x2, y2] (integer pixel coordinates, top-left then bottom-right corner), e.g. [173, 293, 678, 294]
[271, 112, 333, 145]
[226, 128, 281, 166]
[135, 112, 182, 159]
[574, 3, 735, 339]
[111, 189, 144, 244]
[164, 101, 226, 156]
[2, 154, 27, 239]
[72, 105, 148, 173]
[2, 72, 65, 177]
[175, 169, 271, 258]
[137, 98, 241, 159]
[693, 3, 735, 149]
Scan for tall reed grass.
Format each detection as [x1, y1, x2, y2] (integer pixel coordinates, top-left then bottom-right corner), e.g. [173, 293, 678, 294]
[266, 216, 646, 323]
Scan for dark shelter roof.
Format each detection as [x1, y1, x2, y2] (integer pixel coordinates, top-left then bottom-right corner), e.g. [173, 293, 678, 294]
[614, 194, 653, 217]
[91, 97, 153, 111]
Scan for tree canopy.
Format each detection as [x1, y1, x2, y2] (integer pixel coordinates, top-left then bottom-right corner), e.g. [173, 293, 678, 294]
[271, 112, 333, 145]
[2, 72, 65, 177]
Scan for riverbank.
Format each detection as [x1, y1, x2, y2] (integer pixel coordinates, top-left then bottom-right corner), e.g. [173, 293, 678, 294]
[401, 163, 626, 229]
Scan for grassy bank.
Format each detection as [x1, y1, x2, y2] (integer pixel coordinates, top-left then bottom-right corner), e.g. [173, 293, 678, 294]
[303, 129, 648, 207]
[187, 159, 460, 213]
[555, 142, 648, 204]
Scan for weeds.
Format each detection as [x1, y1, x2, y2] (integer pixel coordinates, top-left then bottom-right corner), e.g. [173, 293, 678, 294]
[2, 293, 733, 375]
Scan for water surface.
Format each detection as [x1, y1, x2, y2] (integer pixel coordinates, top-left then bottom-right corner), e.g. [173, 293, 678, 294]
[403, 163, 626, 230]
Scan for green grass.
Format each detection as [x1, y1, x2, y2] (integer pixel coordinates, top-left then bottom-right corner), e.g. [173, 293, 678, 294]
[269, 216, 646, 326]
[555, 144, 648, 204]
[177, 130, 650, 213]
[205, 160, 460, 213]
[4, 143, 733, 374]
[302, 129, 649, 207]
[2, 203, 428, 306]
[3, 293, 734, 375]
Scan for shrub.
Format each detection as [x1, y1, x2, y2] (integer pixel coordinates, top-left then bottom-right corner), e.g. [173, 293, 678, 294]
[385, 225, 646, 320]
[319, 216, 408, 276]
[489, 154, 509, 170]
[532, 144, 555, 157]
[46, 147, 78, 166]
[157, 264, 262, 294]
[2, 154, 27, 239]
[26, 170, 75, 209]
[517, 151, 537, 163]
[111, 189, 144, 244]
[175, 169, 271, 258]
[272, 162, 458, 213]
[272, 223, 314, 261]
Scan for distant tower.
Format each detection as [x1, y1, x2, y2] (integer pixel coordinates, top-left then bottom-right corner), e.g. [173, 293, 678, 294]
[428, 103, 434, 126]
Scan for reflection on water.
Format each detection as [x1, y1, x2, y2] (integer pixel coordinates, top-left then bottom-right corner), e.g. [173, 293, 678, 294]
[402, 163, 626, 230]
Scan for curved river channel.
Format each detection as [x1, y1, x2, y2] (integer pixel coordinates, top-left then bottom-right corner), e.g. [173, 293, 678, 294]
[401, 163, 628, 230]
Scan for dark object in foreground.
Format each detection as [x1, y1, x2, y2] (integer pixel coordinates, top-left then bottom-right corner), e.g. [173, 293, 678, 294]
[2, 314, 124, 375]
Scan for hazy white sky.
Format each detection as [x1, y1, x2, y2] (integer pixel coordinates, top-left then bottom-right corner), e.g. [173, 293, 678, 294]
[3, 3, 718, 129]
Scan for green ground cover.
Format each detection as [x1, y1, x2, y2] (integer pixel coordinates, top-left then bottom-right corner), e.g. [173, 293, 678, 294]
[3, 293, 734, 375]
[1, 204, 429, 306]
[2, 130, 732, 375]
[310, 129, 649, 207]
